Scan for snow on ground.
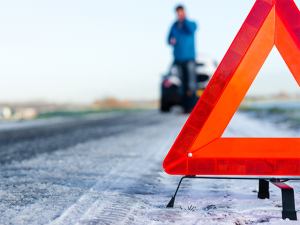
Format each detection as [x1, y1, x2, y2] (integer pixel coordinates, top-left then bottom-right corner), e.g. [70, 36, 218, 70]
[0, 111, 299, 224]
[223, 111, 299, 137]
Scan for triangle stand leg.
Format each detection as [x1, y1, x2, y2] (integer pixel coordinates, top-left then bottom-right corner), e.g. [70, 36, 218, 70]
[166, 176, 195, 208]
[270, 180, 297, 221]
[258, 179, 270, 199]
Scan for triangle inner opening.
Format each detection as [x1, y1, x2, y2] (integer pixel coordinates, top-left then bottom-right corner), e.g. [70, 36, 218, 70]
[222, 46, 300, 138]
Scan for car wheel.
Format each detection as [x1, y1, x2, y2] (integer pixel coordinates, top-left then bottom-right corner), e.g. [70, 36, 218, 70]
[160, 101, 170, 112]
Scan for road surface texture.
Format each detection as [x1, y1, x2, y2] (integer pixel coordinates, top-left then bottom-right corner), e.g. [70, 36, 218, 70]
[0, 110, 299, 225]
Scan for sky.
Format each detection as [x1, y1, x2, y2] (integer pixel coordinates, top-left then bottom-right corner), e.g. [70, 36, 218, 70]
[0, 0, 299, 103]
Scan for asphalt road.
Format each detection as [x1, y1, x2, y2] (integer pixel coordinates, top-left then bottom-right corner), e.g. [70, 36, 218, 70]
[0, 110, 187, 225]
[0, 110, 170, 164]
[0, 110, 299, 225]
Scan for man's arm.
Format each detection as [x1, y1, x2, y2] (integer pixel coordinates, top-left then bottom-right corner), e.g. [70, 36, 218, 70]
[168, 24, 176, 45]
[183, 19, 197, 34]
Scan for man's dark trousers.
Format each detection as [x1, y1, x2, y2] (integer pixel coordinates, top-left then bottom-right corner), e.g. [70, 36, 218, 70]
[175, 60, 198, 113]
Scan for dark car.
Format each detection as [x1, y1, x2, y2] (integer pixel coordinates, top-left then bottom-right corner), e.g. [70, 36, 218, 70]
[160, 56, 218, 112]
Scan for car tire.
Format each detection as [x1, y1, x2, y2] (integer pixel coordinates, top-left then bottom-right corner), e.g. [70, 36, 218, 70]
[160, 101, 170, 112]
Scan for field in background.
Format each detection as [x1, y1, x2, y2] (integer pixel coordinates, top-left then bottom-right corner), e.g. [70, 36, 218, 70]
[0, 98, 159, 121]
[240, 97, 300, 131]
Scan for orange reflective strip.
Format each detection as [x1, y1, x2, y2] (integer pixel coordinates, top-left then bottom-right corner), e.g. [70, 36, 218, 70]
[275, 10, 300, 85]
[193, 138, 300, 159]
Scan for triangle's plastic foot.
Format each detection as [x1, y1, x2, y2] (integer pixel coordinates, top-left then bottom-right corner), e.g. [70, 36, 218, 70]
[166, 197, 175, 208]
[282, 211, 297, 221]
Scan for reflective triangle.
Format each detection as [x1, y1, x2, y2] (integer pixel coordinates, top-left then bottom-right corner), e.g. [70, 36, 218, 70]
[163, 0, 300, 176]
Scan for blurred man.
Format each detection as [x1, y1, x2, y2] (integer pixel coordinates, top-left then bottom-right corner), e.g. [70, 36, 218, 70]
[168, 5, 197, 113]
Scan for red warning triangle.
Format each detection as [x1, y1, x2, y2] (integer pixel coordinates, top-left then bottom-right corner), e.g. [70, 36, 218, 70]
[163, 0, 300, 176]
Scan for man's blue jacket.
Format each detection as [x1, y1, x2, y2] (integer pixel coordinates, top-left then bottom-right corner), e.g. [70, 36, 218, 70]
[168, 19, 197, 62]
